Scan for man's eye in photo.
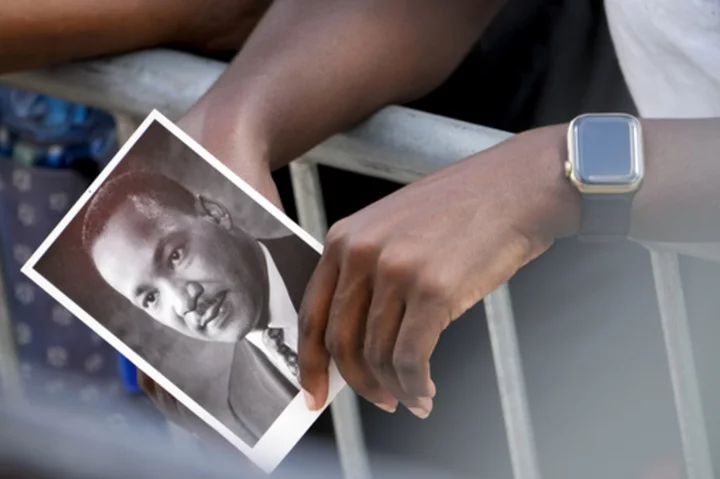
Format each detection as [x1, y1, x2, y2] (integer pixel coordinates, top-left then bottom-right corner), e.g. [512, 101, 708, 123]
[169, 248, 183, 266]
[143, 291, 158, 309]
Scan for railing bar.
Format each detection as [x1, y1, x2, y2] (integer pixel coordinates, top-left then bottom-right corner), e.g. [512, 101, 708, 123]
[0, 246, 23, 404]
[649, 250, 714, 479]
[1, 51, 512, 183]
[289, 159, 329, 241]
[484, 284, 541, 479]
[290, 158, 372, 479]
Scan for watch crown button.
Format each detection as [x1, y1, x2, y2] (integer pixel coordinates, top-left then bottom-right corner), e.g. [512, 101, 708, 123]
[564, 161, 572, 178]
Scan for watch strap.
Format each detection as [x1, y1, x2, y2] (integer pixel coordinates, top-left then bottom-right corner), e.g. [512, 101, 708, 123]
[578, 193, 634, 242]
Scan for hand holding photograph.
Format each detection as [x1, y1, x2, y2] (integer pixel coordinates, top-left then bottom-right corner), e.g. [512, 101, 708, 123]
[21, 110, 345, 473]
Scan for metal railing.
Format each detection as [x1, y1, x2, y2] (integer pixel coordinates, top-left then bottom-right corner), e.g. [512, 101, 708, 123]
[0, 49, 714, 479]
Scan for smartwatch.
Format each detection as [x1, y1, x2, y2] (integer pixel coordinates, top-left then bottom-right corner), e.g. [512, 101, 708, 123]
[565, 113, 644, 242]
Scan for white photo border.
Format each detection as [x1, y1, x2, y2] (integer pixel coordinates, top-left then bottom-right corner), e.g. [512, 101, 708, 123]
[21, 110, 346, 474]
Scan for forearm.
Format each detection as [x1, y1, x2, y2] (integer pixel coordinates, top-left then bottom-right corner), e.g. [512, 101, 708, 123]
[183, 0, 503, 172]
[629, 118, 720, 245]
[0, 0, 267, 74]
[0, 0, 186, 73]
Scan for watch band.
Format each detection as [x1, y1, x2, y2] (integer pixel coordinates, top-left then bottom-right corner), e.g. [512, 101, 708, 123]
[578, 193, 634, 242]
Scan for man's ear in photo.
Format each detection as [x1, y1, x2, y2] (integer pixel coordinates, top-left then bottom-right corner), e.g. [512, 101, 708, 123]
[196, 195, 233, 230]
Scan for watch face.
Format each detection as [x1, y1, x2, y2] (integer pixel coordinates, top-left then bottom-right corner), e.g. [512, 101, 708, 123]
[569, 114, 643, 192]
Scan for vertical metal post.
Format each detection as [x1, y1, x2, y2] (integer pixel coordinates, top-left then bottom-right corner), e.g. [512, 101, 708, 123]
[289, 158, 372, 479]
[112, 113, 142, 147]
[650, 250, 714, 479]
[289, 160, 329, 242]
[484, 284, 541, 479]
[0, 252, 23, 404]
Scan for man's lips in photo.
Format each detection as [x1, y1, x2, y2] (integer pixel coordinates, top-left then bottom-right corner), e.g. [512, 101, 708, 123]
[197, 290, 229, 332]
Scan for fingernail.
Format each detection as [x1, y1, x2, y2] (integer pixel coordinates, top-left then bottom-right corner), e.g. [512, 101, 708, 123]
[408, 406, 431, 419]
[374, 402, 397, 414]
[304, 390, 317, 410]
[408, 397, 433, 419]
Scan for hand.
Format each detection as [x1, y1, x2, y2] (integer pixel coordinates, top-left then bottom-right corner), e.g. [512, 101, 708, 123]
[298, 124, 581, 417]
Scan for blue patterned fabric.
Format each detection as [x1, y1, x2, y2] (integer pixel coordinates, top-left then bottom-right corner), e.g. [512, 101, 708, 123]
[0, 160, 124, 409]
[0, 86, 153, 424]
[0, 88, 116, 169]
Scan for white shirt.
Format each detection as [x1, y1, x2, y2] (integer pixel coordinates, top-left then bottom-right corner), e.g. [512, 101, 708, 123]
[605, 0, 720, 118]
[245, 243, 301, 389]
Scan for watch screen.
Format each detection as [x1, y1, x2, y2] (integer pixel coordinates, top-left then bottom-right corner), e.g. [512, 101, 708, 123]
[573, 115, 637, 185]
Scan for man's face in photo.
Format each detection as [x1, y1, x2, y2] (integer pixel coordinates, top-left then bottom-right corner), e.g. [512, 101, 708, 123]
[91, 193, 267, 343]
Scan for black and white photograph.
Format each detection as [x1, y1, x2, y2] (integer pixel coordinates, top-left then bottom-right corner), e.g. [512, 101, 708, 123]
[21, 111, 345, 472]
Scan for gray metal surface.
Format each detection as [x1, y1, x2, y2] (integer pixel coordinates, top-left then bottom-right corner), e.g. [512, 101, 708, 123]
[1, 51, 511, 183]
[289, 159, 329, 241]
[0, 251, 22, 404]
[290, 158, 372, 479]
[484, 285, 542, 479]
[1, 50, 224, 121]
[306, 106, 511, 183]
[650, 251, 714, 479]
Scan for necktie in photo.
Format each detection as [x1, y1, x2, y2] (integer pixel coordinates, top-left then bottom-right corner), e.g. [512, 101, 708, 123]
[263, 327, 299, 379]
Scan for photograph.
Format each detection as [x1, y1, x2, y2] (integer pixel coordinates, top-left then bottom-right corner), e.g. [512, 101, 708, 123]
[21, 110, 345, 473]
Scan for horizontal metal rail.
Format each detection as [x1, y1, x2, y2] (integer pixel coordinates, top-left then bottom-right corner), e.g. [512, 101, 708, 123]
[0, 50, 512, 182]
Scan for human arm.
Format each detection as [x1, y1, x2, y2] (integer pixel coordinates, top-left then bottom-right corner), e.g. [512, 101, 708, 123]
[0, 0, 269, 73]
[297, 117, 720, 417]
[629, 118, 720, 243]
[178, 0, 506, 199]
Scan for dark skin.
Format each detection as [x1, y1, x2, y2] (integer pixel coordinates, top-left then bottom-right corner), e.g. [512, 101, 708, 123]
[0, 0, 270, 73]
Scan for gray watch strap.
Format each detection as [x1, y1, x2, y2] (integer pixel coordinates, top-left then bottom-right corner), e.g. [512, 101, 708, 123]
[578, 193, 634, 242]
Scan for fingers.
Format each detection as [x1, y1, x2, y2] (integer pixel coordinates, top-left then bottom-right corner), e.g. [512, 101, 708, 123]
[137, 371, 189, 427]
[363, 285, 407, 403]
[363, 285, 433, 417]
[137, 370, 155, 395]
[394, 296, 448, 400]
[138, 371, 177, 414]
[325, 266, 398, 413]
[300, 222, 449, 418]
[298, 253, 338, 411]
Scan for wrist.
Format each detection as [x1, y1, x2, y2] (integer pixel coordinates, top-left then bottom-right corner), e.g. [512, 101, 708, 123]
[525, 124, 582, 240]
[178, 98, 283, 207]
[179, 93, 273, 169]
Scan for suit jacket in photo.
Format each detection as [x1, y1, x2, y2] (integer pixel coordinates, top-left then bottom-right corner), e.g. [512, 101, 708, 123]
[227, 234, 319, 446]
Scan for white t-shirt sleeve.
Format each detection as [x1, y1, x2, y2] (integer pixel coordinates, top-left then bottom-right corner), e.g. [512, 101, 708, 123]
[605, 0, 720, 118]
